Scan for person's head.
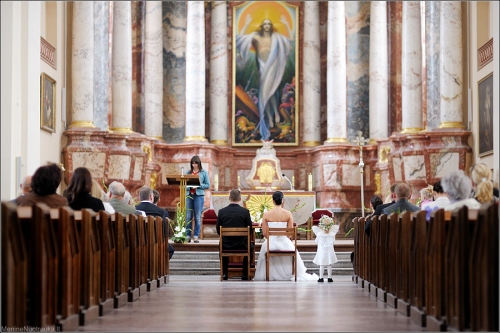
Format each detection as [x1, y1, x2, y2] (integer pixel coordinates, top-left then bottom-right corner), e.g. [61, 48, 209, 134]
[90, 179, 105, 201]
[258, 19, 273, 35]
[190, 155, 203, 172]
[31, 163, 62, 196]
[432, 179, 445, 194]
[229, 189, 241, 203]
[20, 175, 32, 194]
[122, 190, 132, 205]
[139, 186, 153, 202]
[420, 186, 433, 202]
[370, 195, 383, 210]
[66, 167, 92, 203]
[109, 181, 126, 198]
[272, 191, 284, 206]
[470, 163, 493, 204]
[441, 170, 472, 202]
[153, 190, 160, 205]
[394, 183, 411, 201]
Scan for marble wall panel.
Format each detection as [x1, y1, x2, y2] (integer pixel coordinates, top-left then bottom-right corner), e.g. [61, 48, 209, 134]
[389, 2, 402, 134]
[345, 2, 370, 140]
[403, 155, 426, 181]
[133, 156, 144, 181]
[108, 155, 132, 179]
[162, 2, 187, 143]
[132, 2, 145, 133]
[72, 152, 106, 178]
[392, 156, 403, 181]
[323, 164, 340, 189]
[224, 166, 231, 188]
[430, 152, 459, 178]
[94, 1, 110, 130]
[342, 164, 360, 187]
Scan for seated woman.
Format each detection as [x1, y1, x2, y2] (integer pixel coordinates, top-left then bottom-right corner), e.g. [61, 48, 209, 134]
[253, 191, 318, 281]
[65, 167, 105, 213]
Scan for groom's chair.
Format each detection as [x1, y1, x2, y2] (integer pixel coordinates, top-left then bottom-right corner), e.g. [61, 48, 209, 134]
[266, 226, 297, 281]
[219, 226, 252, 281]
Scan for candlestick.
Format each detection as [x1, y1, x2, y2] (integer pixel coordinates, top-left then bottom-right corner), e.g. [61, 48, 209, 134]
[308, 173, 312, 191]
[292, 176, 295, 190]
[214, 174, 219, 191]
[237, 176, 240, 189]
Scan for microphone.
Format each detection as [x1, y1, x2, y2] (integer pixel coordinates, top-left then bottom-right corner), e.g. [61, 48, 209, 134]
[282, 174, 294, 191]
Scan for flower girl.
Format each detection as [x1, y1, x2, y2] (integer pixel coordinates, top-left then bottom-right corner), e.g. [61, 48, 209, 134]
[312, 214, 339, 282]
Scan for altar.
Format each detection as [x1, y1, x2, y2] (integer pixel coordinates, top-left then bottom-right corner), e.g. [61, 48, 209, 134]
[210, 191, 316, 226]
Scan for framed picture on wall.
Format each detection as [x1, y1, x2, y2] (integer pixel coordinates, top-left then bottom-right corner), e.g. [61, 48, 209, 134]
[477, 73, 493, 156]
[40, 72, 56, 133]
[231, 1, 300, 146]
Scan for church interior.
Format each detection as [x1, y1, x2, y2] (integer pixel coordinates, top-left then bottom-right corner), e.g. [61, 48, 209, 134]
[1, 1, 498, 332]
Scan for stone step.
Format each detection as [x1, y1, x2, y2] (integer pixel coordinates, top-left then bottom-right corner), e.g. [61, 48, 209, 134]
[169, 251, 353, 275]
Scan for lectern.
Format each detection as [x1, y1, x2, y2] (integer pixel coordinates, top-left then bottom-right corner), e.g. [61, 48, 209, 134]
[165, 174, 200, 212]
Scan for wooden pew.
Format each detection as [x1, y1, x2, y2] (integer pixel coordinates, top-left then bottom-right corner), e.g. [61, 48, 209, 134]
[396, 211, 413, 316]
[368, 214, 379, 296]
[352, 217, 359, 283]
[469, 202, 498, 332]
[1, 202, 28, 329]
[127, 214, 143, 302]
[74, 209, 101, 326]
[425, 208, 447, 331]
[146, 215, 159, 291]
[97, 211, 116, 316]
[356, 217, 366, 288]
[156, 216, 170, 285]
[386, 213, 399, 309]
[409, 210, 427, 327]
[50, 207, 81, 331]
[137, 214, 150, 296]
[113, 212, 130, 308]
[376, 214, 388, 302]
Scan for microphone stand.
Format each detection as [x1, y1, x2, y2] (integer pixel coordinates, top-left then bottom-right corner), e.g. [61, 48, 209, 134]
[282, 174, 294, 191]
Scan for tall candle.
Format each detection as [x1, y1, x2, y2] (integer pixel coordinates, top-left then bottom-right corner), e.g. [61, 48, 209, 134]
[308, 173, 312, 191]
[214, 174, 219, 191]
[292, 176, 295, 190]
[237, 176, 241, 189]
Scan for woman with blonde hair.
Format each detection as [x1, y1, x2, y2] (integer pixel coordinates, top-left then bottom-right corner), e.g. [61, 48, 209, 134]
[470, 163, 497, 204]
[91, 179, 115, 214]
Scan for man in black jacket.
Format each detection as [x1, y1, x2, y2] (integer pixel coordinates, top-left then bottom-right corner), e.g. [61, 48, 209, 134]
[364, 182, 400, 236]
[136, 186, 174, 259]
[216, 189, 254, 280]
[382, 183, 420, 215]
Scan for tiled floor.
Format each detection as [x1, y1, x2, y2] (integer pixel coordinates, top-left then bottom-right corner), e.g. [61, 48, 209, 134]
[78, 275, 425, 332]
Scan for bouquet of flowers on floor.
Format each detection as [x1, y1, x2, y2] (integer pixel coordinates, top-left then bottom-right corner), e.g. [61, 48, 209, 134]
[170, 201, 191, 243]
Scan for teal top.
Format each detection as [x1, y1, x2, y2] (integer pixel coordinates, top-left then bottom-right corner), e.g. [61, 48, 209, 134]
[187, 169, 210, 196]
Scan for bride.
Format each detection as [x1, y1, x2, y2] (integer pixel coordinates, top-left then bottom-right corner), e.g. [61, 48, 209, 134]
[253, 191, 318, 281]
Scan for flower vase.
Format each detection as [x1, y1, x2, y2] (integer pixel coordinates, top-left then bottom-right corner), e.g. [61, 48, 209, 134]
[173, 239, 182, 244]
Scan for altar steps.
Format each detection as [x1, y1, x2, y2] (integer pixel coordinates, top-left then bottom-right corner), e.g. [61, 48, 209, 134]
[169, 251, 353, 276]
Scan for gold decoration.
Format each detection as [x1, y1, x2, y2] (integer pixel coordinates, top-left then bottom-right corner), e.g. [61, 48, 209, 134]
[150, 173, 157, 190]
[378, 146, 390, 164]
[142, 145, 152, 162]
[257, 162, 276, 184]
[374, 173, 381, 195]
[245, 195, 274, 218]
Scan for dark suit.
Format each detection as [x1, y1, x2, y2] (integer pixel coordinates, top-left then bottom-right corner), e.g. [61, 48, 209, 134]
[364, 201, 395, 236]
[68, 193, 105, 212]
[216, 203, 254, 277]
[135, 201, 174, 259]
[382, 199, 420, 215]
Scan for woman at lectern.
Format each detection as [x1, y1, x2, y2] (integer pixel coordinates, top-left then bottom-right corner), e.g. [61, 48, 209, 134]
[185, 155, 210, 243]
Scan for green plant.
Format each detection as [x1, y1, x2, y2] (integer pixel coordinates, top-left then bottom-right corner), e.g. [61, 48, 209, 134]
[170, 201, 191, 243]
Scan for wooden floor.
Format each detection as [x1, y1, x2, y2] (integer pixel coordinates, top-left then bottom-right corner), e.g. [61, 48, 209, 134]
[78, 275, 425, 332]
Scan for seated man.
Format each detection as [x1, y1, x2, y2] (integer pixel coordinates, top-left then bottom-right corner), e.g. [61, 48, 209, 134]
[11, 175, 32, 203]
[364, 182, 400, 236]
[216, 189, 254, 280]
[382, 183, 421, 215]
[136, 186, 174, 259]
[108, 181, 137, 215]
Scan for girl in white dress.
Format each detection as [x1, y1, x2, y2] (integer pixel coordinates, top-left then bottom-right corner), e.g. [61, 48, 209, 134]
[253, 191, 318, 281]
[312, 214, 339, 282]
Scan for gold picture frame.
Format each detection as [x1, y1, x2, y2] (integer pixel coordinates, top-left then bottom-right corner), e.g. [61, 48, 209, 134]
[477, 73, 493, 157]
[40, 72, 56, 133]
[231, 1, 300, 146]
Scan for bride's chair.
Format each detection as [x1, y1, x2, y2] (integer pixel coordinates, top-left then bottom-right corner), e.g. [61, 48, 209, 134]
[265, 226, 297, 281]
[219, 226, 252, 281]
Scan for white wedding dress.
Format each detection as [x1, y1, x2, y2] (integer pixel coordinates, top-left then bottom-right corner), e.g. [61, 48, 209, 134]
[253, 222, 318, 281]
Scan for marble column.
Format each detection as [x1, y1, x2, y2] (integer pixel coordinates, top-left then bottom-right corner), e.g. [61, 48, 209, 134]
[439, 1, 464, 129]
[144, 1, 163, 139]
[302, 1, 321, 146]
[111, 2, 134, 134]
[70, 1, 95, 128]
[425, 2, 441, 130]
[184, 1, 207, 142]
[94, 1, 109, 130]
[325, 1, 348, 143]
[388, 2, 403, 134]
[401, 1, 423, 133]
[369, 1, 388, 140]
[209, 1, 228, 146]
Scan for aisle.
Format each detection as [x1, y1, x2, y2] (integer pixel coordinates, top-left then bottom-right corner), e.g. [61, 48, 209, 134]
[78, 275, 424, 332]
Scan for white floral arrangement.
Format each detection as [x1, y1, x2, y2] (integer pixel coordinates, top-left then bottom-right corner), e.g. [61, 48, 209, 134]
[170, 202, 190, 243]
[318, 214, 335, 232]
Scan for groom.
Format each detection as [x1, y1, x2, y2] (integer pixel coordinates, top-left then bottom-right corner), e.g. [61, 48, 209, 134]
[216, 189, 254, 280]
